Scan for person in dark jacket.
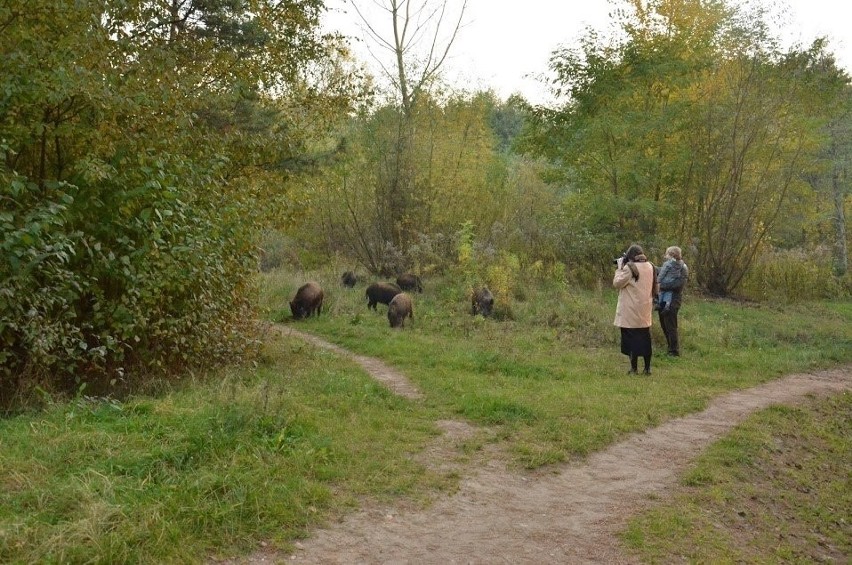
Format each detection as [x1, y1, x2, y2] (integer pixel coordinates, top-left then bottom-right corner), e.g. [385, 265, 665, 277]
[657, 246, 688, 356]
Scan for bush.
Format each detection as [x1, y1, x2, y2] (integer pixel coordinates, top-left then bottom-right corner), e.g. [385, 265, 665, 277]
[0, 1, 343, 407]
[1, 164, 260, 406]
[739, 247, 851, 302]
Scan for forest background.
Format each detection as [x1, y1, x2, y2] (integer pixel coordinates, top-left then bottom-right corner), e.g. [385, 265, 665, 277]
[1, 0, 850, 405]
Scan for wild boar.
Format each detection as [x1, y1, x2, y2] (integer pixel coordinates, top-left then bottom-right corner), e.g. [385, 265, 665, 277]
[290, 282, 324, 320]
[471, 287, 494, 317]
[365, 282, 402, 310]
[341, 271, 357, 288]
[388, 292, 413, 328]
[396, 273, 423, 293]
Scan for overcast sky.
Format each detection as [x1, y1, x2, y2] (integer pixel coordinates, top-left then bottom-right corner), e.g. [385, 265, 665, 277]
[323, 0, 852, 104]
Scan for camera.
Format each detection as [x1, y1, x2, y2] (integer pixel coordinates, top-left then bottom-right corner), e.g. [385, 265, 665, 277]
[612, 252, 628, 265]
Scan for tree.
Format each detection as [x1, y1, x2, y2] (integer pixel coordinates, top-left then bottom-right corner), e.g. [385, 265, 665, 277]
[681, 53, 815, 294]
[489, 94, 528, 154]
[798, 48, 852, 276]
[304, 91, 506, 275]
[826, 97, 852, 276]
[522, 0, 838, 295]
[352, 0, 467, 117]
[347, 0, 468, 253]
[0, 0, 358, 401]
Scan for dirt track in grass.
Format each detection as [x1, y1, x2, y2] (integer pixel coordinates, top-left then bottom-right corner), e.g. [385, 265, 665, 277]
[245, 327, 851, 564]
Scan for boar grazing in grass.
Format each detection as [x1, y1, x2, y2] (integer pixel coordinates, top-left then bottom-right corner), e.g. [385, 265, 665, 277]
[366, 282, 402, 310]
[341, 271, 357, 288]
[471, 287, 494, 317]
[388, 292, 413, 328]
[290, 282, 324, 319]
[396, 273, 423, 293]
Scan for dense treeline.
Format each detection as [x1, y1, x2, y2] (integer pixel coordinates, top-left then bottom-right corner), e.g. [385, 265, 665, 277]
[292, 92, 557, 276]
[520, 0, 852, 295]
[0, 0, 361, 402]
[3, 0, 851, 404]
[288, 0, 851, 296]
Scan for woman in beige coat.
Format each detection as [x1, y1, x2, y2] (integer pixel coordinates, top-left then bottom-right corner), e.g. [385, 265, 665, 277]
[613, 244, 656, 375]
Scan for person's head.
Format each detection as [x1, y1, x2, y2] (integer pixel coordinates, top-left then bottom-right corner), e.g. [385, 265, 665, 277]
[665, 246, 682, 261]
[626, 244, 644, 261]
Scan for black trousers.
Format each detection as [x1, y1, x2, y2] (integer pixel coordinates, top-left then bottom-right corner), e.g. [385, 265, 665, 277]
[659, 307, 680, 354]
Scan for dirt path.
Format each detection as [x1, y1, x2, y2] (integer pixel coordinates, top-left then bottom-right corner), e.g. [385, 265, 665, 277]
[259, 328, 851, 564]
[274, 326, 423, 400]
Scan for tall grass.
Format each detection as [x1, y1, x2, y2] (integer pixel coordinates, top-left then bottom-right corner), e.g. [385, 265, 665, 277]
[739, 247, 852, 301]
[0, 334, 444, 563]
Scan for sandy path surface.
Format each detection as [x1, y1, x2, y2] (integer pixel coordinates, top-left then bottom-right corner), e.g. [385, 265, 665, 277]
[253, 328, 851, 564]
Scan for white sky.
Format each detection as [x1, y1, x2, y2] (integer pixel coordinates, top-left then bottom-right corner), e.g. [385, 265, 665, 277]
[323, 0, 852, 105]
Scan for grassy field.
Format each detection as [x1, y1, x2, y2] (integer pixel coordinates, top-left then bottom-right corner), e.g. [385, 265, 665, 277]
[0, 266, 849, 562]
[262, 269, 852, 468]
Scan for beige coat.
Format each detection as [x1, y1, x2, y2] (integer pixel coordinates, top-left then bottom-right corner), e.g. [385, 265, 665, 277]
[613, 261, 655, 328]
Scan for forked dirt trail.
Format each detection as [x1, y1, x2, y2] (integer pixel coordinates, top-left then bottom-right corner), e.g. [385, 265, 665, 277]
[267, 328, 851, 564]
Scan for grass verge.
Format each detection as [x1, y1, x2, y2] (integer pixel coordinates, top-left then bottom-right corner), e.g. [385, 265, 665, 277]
[623, 391, 851, 562]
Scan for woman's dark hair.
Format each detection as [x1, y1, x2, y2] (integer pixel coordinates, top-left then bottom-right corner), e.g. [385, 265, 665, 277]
[626, 244, 644, 261]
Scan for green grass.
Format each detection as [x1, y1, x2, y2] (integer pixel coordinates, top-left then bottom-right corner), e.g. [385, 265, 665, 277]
[623, 391, 852, 563]
[0, 336, 445, 563]
[0, 266, 849, 563]
[261, 269, 852, 468]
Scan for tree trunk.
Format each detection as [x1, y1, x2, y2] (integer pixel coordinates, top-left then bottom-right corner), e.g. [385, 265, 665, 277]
[832, 162, 849, 276]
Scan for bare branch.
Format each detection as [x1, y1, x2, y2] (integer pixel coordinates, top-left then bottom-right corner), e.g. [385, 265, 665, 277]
[351, 1, 397, 52]
[349, 0, 466, 113]
[415, 0, 466, 96]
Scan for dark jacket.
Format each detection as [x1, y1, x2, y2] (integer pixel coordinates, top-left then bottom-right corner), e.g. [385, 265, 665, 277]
[657, 259, 688, 309]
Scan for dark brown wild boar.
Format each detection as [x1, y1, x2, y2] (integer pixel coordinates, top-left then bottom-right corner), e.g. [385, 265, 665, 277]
[471, 287, 494, 317]
[396, 273, 423, 293]
[388, 293, 413, 328]
[290, 282, 324, 319]
[365, 282, 402, 310]
[341, 271, 357, 288]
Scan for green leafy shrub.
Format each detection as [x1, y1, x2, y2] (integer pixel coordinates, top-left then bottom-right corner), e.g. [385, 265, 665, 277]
[0, 0, 351, 406]
[456, 220, 477, 286]
[485, 252, 521, 313]
[1, 157, 260, 402]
